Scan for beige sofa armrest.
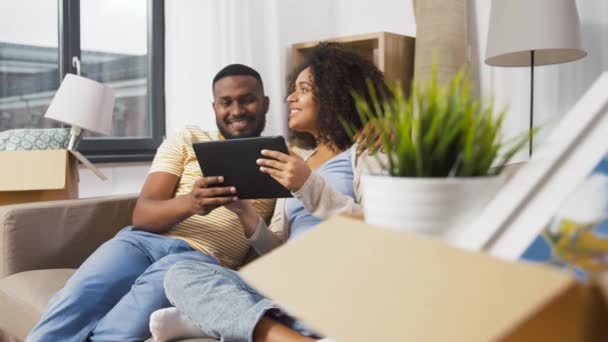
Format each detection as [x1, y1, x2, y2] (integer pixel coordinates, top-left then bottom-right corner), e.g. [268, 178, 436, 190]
[0, 194, 138, 278]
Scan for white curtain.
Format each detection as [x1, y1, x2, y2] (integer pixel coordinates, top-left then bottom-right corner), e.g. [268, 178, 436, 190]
[535, 0, 608, 141]
[165, 0, 287, 136]
[165, 0, 336, 137]
[215, 0, 285, 136]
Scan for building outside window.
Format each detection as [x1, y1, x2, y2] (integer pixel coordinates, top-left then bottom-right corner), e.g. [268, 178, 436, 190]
[0, 0, 164, 162]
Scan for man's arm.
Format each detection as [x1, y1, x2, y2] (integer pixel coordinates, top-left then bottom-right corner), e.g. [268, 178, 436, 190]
[132, 173, 236, 233]
[131, 172, 190, 233]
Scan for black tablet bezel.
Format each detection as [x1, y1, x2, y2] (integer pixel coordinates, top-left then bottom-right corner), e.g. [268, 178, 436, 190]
[193, 136, 292, 199]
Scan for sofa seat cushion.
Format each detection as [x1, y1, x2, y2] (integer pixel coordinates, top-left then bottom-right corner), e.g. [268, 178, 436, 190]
[145, 339, 218, 342]
[0, 269, 217, 342]
[0, 269, 75, 340]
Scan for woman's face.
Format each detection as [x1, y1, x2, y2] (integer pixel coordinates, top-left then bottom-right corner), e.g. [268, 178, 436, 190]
[286, 67, 319, 136]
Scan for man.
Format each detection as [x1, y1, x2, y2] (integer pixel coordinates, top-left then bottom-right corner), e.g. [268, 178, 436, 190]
[28, 64, 275, 342]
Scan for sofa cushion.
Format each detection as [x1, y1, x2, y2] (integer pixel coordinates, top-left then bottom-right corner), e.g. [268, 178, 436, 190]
[0, 128, 70, 151]
[0, 269, 74, 340]
[0, 269, 217, 342]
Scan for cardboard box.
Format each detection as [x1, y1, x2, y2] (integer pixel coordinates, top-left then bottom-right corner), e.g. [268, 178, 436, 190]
[0, 149, 105, 206]
[240, 216, 608, 342]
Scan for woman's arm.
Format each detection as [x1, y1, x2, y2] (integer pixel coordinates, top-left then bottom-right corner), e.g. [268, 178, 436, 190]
[293, 171, 362, 220]
[291, 148, 370, 219]
[254, 146, 361, 235]
[226, 199, 287, 255]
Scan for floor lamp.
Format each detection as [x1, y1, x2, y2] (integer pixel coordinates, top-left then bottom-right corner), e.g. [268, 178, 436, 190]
[485, 0, 586, 157]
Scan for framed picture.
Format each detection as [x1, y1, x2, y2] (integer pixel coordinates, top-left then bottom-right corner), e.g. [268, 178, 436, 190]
[453, 71, 608, 275]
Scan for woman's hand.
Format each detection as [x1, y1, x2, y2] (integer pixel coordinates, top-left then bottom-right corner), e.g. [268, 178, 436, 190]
[257, 149, 311, 192]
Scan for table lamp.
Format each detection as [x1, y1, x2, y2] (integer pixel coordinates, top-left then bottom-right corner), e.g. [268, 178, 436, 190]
[485, 0, 586, 156]
[44, 73, 115, 150]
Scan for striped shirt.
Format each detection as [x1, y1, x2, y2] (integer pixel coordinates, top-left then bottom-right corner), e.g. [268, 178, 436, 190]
[149, 126, 275, 269]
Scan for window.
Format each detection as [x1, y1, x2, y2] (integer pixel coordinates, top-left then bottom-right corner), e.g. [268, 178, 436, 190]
[0, 0, 164, 162]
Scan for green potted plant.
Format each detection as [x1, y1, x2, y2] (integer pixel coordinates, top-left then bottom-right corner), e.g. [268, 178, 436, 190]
[349, 65, 532, 239]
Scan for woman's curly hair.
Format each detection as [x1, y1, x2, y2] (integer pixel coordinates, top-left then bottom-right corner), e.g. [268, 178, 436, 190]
[288, 42, 389, 151]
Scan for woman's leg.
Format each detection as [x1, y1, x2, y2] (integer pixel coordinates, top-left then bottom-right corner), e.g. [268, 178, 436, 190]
[164, 260, 315, 342]
[150, 309, 316, 342]
[254, 317, 316, 342]
[149, 307, 212, 342]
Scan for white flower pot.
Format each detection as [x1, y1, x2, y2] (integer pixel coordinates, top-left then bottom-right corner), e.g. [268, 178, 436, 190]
[361, 174, 505, 240]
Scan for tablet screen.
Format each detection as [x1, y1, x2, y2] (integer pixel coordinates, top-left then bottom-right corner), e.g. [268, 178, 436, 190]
[193, 136, 292, 199]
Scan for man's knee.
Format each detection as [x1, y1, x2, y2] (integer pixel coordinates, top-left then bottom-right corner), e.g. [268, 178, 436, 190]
[94, 230, 141, 255]
[53, 279, 106, 311]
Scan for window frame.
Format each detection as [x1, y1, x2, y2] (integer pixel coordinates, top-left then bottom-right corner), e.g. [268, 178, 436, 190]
[58, 0, 165, 162]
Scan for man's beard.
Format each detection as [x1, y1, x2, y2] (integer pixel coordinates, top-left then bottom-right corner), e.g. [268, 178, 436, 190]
[217, 116, 266, 140]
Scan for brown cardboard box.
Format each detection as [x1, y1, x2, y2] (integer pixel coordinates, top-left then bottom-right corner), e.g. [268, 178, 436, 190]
[240, 216, 608, 342]
[0, 149, 105, 206]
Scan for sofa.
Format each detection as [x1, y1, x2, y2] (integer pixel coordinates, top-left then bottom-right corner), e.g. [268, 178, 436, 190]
[0, 194, 215, 342]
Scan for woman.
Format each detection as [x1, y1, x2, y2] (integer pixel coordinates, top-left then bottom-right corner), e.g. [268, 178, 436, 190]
[151, 42, 388, 342]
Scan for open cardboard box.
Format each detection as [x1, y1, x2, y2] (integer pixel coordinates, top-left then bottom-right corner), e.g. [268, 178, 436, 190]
[0, 149, 106, 206]
[240, 216, 608, 342]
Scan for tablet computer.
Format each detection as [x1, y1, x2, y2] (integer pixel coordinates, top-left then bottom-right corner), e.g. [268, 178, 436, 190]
[193, 136, 292, 199]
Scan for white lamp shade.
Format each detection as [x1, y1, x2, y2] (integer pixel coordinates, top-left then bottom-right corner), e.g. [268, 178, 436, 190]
[485, 0, 586, 67]
[45, 74, 115, 135]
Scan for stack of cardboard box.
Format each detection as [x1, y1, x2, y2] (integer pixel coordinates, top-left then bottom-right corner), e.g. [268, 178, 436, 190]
[0, 149, 104, 206]
[241, 216, 608, 341]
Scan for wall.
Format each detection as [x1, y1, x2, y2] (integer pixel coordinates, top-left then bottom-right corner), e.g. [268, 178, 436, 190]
[81, 0, 607, 197]
[468, 0, 540, 163]
[163, 0, 221, 136]
[333, 0, 416, 37]
[79, 163, 149, 198]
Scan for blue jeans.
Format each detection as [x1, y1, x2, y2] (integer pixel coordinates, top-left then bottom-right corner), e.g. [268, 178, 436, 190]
[164, 260, 319, 342]
[27, 227, 219, 342]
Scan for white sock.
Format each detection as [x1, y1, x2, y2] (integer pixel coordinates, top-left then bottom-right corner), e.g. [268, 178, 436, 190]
[149, 307, 210, 342]
[317, 339, 336, 342]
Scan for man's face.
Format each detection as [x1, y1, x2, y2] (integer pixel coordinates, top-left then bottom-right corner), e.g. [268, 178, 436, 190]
[212, 75, 269, 139]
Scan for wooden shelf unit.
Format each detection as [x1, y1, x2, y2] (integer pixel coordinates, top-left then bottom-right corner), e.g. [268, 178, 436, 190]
[291, 32, 415, 94]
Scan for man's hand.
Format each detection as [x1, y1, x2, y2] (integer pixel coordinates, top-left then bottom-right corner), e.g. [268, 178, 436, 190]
[257, 149, 311, 192]
[188, 176, 237, 216]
